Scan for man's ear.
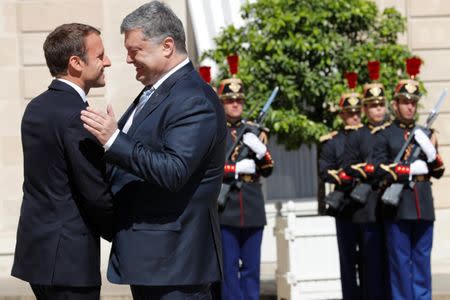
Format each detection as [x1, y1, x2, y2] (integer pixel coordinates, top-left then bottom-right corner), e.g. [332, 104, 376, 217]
[391, 99, 398, 113]
[161, 36, 175, 57]
[67, 55, 84, 73]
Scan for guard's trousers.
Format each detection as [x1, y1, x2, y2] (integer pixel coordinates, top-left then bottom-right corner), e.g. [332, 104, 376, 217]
[385, 220, 433, 300]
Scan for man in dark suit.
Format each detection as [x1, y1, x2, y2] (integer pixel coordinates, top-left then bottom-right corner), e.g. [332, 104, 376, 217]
[11, 23, 114, 300]
[81, 1, 226, 299]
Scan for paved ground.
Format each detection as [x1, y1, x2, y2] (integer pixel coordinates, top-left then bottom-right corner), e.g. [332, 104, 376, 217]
[0, 276, 277, 300]
[1, 274, 449, 299]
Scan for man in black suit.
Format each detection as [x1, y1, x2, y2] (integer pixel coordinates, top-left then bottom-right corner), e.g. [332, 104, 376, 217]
[81, 1, 226, 299]
[11, 23, 114, 300]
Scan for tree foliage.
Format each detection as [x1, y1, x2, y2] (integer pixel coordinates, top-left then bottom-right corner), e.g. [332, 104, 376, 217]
[204, 0, 418, 149]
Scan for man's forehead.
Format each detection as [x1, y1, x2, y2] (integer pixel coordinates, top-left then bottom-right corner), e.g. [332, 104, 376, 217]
[125, 29, 147, 42]
[398, 97, 417, 105]
[85, 33, 103, 51]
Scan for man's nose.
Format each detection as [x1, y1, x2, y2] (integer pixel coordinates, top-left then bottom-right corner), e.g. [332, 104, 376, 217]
[126, 54, 133, 64]
[104, 55, 112, 67]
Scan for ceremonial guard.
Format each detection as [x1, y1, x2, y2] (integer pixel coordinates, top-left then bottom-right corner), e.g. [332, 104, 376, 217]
[372, 57, 445, 299]
[218, 55, 274, 300]
[318, 72, 363, 299]
[342, 61, 389, 299]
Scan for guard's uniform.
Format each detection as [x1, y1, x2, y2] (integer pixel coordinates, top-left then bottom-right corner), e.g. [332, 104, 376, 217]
[319, 125, 363, 300]
[372, 62, 445, 299]
[343, 121, 390, 300]
[217, 55, 274, 300]
[219, 120, 274, 300]
[341, 78, 390, 299]
[318, 76, 364, 299]
[220, 120, 274, 227]
[373, 119, 444, 299]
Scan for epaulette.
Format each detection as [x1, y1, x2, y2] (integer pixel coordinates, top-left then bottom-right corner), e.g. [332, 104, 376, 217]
[371, 121, 391, 134]
[344, 124, 364, 131]
[319, 131, 338, 143]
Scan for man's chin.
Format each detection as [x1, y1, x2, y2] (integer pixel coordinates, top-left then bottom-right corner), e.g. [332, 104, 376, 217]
[93, 81, 106, 88]
[136, 75, 149, 85]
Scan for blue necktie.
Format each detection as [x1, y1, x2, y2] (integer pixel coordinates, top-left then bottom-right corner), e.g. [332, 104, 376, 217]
[134, 86, 155, 119]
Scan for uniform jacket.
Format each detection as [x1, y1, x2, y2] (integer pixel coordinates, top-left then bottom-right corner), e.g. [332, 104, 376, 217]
[342, 121, 390, 223]
[372, 120, 445, 221]
[105, 62, 226, 286]
[318, 125, 362, 218]
[219, 121, 273, 227]
[11, 80, 114, 286]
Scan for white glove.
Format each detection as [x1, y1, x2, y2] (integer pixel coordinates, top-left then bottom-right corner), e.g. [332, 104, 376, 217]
[409, 159, 429, 180]
[243, 132, 267, 159]
[414, 129, 436, 162]
[235, 159, 256, 176]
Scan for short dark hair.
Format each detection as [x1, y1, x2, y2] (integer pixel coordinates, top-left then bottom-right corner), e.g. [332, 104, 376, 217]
[43, 23, 100, 77]
[120, 1, 187, 54]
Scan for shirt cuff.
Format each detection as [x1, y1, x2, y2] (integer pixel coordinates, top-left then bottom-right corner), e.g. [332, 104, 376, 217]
[103, 129, 120, 151]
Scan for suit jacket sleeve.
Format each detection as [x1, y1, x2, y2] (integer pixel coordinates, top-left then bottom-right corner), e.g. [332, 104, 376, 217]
[64, 113, 114, 241]
[105, 96, 218, 192]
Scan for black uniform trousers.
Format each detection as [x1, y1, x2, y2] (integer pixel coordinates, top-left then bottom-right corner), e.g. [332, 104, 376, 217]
[30, 284, 100, 300]
[335, 218, 361, 300]
[130, 284, 212, 300]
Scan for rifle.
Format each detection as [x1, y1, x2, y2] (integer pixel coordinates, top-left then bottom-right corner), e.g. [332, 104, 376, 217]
[217, 87, 279, 208]
[381, 89, 448, 206]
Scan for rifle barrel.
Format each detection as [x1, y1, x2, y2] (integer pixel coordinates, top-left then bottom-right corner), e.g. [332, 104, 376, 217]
[257, 86, 279, 123]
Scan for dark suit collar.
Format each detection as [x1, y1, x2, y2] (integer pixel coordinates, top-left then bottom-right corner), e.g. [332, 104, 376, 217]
[125, 62, 194, 136]
[154, 61, 194, 95]
[48, 79, 85, 103]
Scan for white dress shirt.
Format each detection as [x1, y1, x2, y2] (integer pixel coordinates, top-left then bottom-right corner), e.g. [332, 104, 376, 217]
[103, 57, 190, 151]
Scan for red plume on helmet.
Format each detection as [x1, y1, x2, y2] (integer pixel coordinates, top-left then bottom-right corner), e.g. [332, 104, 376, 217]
[345, 72, 358, 90]
[198, 66, 211, 84]
[406, 57, 422, 79]
[392, 57, 422, 101]
[367, 61, 380, 81]
[339, 71, 362, 111]
[218, 54, 245, 100]
[227, 54, 239, 76]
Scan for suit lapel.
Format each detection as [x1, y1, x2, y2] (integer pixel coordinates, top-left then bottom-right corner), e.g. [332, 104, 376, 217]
[126, 62, 194, 136]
